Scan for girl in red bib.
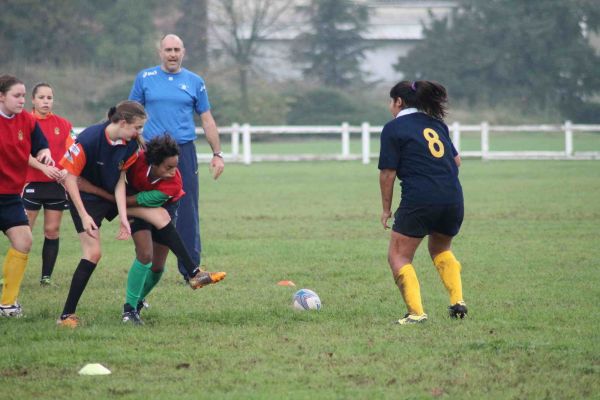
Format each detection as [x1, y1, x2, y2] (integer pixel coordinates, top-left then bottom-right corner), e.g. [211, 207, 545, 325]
[0, 75, 53, 317]
[23, 83, 74, 286]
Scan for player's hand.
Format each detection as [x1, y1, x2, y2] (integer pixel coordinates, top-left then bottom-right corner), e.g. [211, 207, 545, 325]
[57, 170, 68, 184]
[43, 165, 62, 181]
[381, 210, 392, 230]
[82, 215, 98, 238]
[116, 219, 131, 240]
[36, 149, 55, 166]
[210, 155, 225, 180]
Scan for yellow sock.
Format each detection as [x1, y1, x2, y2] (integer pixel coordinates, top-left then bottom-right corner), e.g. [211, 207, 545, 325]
[433, 250, 463, 305]
[1, 248, 28, 305]
[394, 264, 424, 316]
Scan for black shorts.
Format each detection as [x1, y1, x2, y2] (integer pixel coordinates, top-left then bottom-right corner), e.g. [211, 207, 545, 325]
[22, 182, 69, 211]
[130, 201, 179, 244]
[392, 202, 464, 238]
[69, 198, 119, 233]
[0, 195, 30, 232]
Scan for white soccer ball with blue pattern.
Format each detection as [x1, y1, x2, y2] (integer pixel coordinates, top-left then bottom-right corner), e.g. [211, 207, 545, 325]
[293, 289, 322, 311]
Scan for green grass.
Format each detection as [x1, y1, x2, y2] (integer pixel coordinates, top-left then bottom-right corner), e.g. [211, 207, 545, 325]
[1, 160, 600, 399]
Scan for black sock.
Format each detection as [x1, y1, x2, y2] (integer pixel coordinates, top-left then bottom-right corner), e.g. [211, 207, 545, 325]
[153, 222, 198, 277]
[41, 237, 59, 278]
[61, 259, 97, 317]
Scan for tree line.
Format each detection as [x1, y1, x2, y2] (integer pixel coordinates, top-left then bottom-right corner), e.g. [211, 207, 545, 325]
[1, 0, 599, 122]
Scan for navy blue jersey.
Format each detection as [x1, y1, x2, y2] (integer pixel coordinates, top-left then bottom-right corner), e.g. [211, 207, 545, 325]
[61, 121, 139, 201]
[378, 111, 462, 205]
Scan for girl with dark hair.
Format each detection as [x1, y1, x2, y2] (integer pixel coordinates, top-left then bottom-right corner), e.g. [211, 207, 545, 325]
[378, 80, 467, 325]
[0, 75, 53, 317]
[23, 83, 74, 286]
[72, 133, 226, 325]
[120, 134, 225, 324]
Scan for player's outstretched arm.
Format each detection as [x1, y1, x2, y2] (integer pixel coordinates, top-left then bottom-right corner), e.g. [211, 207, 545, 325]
[115, 172, 131, 240]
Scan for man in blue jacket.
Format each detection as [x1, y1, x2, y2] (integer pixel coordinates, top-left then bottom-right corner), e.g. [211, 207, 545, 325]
[129, 34, 225, 281]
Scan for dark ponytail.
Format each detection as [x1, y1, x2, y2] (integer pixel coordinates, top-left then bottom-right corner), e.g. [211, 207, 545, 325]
[107, 106, 118, 120]
[389, 80, 448, 120]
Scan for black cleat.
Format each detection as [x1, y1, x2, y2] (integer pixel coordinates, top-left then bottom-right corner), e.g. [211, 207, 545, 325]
[448, 301, 468, 319]
[122, 304, 144, 325]
[136, 299, 149, 314]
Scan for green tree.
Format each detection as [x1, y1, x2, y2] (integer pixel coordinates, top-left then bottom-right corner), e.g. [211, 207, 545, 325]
[178, 0, 209, 72]
[294, 0, 369, 88]
[95, 0, 156, 71]
[209, 0, 294, 112]
[0, 0, 157, 71]
[396, 0, 600, 121]
[0, 0, 97, 65]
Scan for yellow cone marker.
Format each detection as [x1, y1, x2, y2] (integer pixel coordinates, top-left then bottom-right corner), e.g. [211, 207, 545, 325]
[78, 363, 111, 375]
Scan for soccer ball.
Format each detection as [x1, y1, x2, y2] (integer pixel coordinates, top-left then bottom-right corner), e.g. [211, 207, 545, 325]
[292, 289, 322, 311]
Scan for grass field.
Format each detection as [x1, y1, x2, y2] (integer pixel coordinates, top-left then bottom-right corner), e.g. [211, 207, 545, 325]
[1, 160, 599, 399]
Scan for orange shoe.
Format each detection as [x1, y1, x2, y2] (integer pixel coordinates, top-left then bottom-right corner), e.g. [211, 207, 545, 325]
[188, 270, 227, 290]
[57, 314, 80, 328]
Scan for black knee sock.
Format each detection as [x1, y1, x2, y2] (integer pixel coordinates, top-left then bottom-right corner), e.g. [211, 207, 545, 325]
[41, 237, 59, 278]
[154, 222, 197, 277]
[61, 259, 97, 317]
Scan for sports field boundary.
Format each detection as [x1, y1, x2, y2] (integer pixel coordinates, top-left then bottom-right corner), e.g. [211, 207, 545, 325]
[73, 122, 600, 163]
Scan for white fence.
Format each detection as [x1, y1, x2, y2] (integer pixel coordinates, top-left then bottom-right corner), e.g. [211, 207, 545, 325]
[75, 122, 600, 164]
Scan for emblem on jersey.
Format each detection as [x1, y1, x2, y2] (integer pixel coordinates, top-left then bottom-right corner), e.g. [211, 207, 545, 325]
[18, 130, 23, 141]
[180, 84, 187, 90]
[68, 143, 80, 156]
[55, 127, 60, 135]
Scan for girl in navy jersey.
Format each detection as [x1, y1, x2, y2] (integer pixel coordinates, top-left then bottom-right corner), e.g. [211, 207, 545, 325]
[77, 134, 226, 325]
[378, 80, 467, 325]
[57, 100, 146, 327]
[23, 83, 74, 286]
[59, 104, 223, 327]
[0, 75, 53, 317]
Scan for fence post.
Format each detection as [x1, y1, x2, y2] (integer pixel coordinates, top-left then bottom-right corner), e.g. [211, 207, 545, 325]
[341, 122, 350, 158]
[452, 121, 461, 152]
[481, 121, 489, 160]
[564, 120, 573, 157]
[242, 123, 252, 165]
[361, 122, 370, 164]
[231, 123, 240, 160]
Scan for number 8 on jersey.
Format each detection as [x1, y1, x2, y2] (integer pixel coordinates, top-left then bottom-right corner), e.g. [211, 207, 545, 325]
[423, 128, 444, 158]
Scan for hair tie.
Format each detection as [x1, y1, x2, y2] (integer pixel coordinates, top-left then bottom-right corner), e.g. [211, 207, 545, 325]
[411, 81, 417, 92]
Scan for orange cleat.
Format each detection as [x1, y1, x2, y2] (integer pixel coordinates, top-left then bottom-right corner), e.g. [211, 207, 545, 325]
[57, 314, 80, 328]
[188, 270, 227, 290]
